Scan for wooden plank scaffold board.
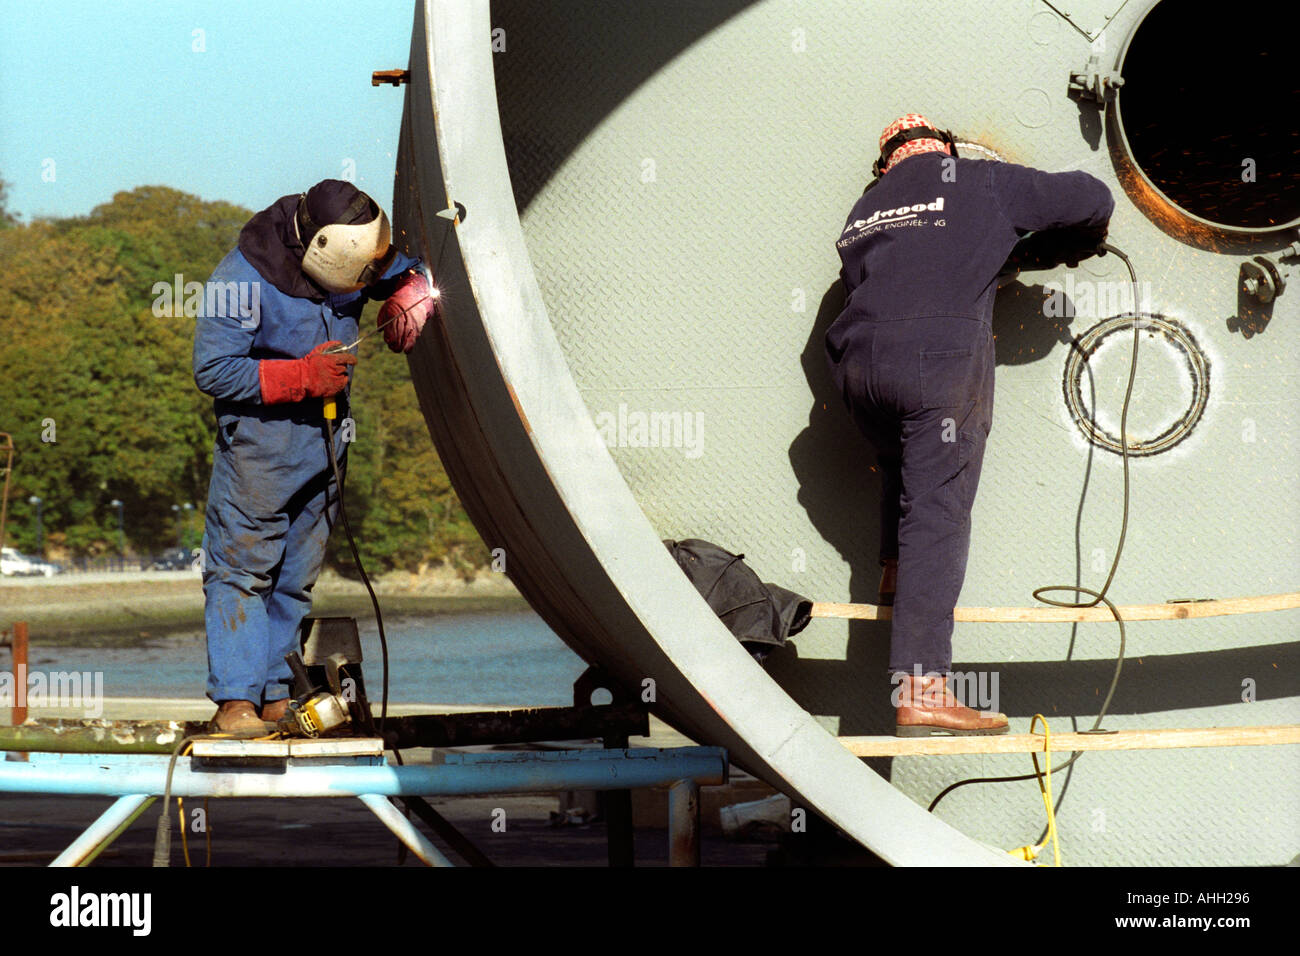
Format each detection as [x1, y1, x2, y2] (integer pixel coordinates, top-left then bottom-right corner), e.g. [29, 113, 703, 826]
[839, 724, 1300, 757]
[811, 591, 1300, 623]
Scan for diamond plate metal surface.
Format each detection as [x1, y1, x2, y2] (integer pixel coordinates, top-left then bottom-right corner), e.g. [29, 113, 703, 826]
[1042, 0, 1134, 40]
[489, 0, 1299, 864]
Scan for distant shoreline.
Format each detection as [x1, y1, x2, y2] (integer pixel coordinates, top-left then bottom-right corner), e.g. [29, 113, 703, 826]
[0, 568, 527, 644]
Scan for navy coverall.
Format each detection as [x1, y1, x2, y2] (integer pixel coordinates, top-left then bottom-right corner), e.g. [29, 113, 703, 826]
[194, 247, 418, 706]
[825, 152, 1112, 674]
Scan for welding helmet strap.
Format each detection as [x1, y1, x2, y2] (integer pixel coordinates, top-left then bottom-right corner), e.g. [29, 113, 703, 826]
[296, 192, 371, 247]
[871, 127, 958, 179]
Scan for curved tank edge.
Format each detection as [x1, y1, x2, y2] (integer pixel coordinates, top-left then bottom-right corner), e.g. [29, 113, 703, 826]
[393, 0, 1022, 867]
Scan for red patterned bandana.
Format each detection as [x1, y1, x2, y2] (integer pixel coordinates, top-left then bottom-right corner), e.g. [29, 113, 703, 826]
[878, 113, 950, 175]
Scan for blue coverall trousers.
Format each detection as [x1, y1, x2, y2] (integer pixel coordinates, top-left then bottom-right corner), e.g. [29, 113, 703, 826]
[830, 314, 994, 674]
[201, 412, 344, 706]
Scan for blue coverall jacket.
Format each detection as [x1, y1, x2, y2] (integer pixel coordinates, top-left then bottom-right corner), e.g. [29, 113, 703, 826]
[826, 152, 1113, 674]
[193, 247, 417, 705]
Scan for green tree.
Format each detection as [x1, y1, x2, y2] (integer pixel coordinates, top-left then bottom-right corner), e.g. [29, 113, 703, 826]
[331, 319, 489, 578]
[0, 187, 245, 557]
[0, 184, 487, 574]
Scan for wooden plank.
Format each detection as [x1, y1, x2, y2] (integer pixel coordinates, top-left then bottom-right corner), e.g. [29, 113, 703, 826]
[839, 725, 1300, 756]
[190, 738, 385, 759]
[811, 591, 1300, 623]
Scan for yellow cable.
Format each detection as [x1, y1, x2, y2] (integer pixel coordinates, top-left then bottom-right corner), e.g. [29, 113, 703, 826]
[178, 797, 191, 868]
[182, 730, 278, 866]
[1030, 714, 1061, 866]
[1007, 714, 1061, 866]
[176, 741, 195, 868]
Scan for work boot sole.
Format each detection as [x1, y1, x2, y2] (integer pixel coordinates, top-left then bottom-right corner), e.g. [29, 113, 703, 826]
[206, 718, 274, 739]
[894, 723, 1010, 737]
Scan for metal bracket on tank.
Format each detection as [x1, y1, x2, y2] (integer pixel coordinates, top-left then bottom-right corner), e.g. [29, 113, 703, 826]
[1068, 53, 1125, 105]
[1240, 241, 1299, 305]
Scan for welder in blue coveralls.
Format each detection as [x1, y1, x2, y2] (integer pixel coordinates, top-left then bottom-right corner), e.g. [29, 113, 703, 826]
[825, 115, 1113, 736]
[193, 180, 436, 736]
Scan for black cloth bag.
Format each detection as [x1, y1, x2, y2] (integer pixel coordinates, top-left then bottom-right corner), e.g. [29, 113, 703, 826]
[664, 538, 813, 661]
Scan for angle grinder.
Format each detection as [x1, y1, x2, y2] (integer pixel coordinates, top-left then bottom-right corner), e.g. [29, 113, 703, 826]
[277, 650, 352, 738]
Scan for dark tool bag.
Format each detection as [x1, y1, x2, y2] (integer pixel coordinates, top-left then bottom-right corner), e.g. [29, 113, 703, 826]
[664, 538, 813, 661]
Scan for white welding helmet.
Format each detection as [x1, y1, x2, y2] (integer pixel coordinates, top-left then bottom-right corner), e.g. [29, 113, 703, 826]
[295, 188, 396, 294]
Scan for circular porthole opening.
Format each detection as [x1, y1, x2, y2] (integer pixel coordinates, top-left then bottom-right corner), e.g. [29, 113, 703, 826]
[1115, 0, 1300, 233]
[1064, 314, 1210, 457]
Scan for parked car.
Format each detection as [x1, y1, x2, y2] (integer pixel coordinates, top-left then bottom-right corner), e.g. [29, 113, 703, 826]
[143, 548, 199, 571]
[0, 547, 29, 576]
[1, 547, 61, 577]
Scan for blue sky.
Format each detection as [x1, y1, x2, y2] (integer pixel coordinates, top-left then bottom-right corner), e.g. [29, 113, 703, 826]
[1, 0, 419, 221]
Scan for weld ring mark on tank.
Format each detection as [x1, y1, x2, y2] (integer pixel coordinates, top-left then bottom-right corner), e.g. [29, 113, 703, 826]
[955, 142, 1006, 163]
[1063, 313, 1210, 457]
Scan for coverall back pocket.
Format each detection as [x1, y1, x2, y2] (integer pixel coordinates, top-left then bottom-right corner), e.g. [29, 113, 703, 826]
[919, 348, 976, 409]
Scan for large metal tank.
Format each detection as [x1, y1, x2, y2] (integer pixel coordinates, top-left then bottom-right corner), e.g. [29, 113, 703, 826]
[393, 0, 1299, 865]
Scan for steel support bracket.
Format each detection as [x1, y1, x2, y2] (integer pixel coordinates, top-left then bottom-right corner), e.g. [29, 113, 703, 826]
[1068, 54, 1125, 106]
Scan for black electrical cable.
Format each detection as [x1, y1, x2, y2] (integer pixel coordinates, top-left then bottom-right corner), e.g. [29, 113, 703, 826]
[324, 414, 392, 738]
[316, 203, 459, 750]
[928, 241, 1140, 812]
[152, 734, 199, 867]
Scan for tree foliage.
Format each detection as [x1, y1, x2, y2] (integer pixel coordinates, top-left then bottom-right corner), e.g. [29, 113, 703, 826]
[330, 325, 489, 578]
[0, 184, 486, 572]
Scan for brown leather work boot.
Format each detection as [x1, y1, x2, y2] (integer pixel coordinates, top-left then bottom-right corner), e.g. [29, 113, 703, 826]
[878, 558, 898, 606]
[209, 700, 269, 738]
[260, 698, 290, 724]
[894, 672, 1008, 737]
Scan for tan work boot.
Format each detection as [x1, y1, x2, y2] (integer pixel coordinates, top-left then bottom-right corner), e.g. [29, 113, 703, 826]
[209, 700, 269, 738]
[260, 698, 290, 724]
[894, 672, 1008, 737]
[878, 558, 898, 606]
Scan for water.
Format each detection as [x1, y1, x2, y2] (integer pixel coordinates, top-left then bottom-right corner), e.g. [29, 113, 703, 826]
[22, 611, 589, 708]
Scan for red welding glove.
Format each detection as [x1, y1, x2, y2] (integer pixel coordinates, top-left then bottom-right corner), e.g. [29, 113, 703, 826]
[377, 269, 438, 353]
[258, 342, 357, 404]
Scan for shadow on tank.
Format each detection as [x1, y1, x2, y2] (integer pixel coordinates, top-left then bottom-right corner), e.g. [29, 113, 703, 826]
[492, 0, 761, 212]
[780, 281, 892, 745]
[780, 275, 1081, 743]
[990, 278, 1078, 364]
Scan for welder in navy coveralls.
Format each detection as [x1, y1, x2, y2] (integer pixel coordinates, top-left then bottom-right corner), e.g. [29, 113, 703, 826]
[825, 115, 1113, 736]
[193, 180, 436, 736]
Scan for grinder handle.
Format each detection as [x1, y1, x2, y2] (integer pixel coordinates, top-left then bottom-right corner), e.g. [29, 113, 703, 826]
[285, 651, 316, 699]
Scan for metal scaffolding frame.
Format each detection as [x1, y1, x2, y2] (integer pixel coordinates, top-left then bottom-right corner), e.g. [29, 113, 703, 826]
[0, 743, 728, 867]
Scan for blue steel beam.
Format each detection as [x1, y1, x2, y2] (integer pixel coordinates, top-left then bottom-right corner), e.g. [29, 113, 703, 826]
[0, 747, 728, 799]
[357, 793, 457, 867]
[49, 794, 155, 868]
